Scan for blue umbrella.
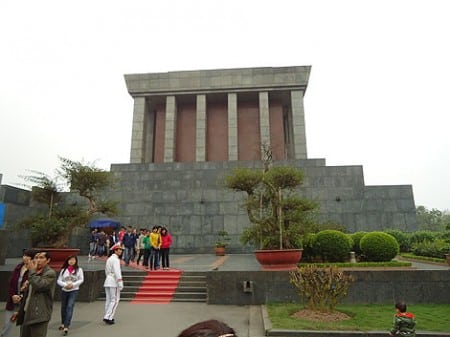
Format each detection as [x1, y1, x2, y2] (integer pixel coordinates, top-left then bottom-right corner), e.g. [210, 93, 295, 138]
[88, 218, 120, 229]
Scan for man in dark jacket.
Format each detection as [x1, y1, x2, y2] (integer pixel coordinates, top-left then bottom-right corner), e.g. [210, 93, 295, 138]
[16, 250, 56, 337]
[122, 226, 137, 266]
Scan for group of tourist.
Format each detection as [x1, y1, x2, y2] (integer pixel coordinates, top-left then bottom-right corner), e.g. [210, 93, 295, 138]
[88, 225, 173, 270]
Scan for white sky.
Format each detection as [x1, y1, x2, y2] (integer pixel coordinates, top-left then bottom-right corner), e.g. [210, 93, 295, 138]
[1, 0, 449, 210]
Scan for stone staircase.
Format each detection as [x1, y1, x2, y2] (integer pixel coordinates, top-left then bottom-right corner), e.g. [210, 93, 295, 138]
[98, 270, 207, 303]
[173, 271, 207, 303]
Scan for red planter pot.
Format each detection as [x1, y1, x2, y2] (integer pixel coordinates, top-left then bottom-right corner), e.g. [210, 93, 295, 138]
[254, 249, 303, 271]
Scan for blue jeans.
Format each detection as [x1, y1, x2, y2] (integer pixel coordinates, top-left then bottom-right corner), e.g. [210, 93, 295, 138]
[60, 290, 79, 328]
[149, 248, 160, 269]
[123, 246, 133, 265]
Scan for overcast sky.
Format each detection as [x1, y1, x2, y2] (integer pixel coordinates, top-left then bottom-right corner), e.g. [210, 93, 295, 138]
[1, 0, 449, 211]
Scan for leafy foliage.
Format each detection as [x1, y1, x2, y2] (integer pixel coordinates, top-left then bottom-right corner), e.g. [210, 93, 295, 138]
[409, 230, 438, 245]
[349, 231, 367, 256]
[225, 164, 318, 250]
[301, 233, 318, 262]
[18, 157, 118, 248]
[416, 205, 450, 231]
[360, 232, 399, 262]
[215, 230, 231, 247]
[383, 229, 411, 252]
[290, 265, 354, 312]
[314, 230, 353, 262]
[411, 239, 450, 259]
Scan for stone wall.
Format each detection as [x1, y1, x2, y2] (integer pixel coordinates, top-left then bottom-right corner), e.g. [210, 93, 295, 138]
[207, 269, 449, 305]
[108, 159, 416, 253]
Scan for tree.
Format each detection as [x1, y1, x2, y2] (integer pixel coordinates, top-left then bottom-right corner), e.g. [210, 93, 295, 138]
[225, 145, 318, 250]
[416, 206, 450, 231]
[19, 157, 118, 248]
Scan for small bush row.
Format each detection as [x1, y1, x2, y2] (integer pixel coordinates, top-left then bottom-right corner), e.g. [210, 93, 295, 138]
[302, 228, 450, 262]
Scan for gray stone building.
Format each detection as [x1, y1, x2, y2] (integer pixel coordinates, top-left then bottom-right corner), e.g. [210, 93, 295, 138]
[111, 66, 417, 253]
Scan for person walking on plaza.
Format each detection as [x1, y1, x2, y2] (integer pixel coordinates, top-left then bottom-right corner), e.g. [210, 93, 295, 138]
[136, 228, 146, 265]
[103, 243, 124, 325]
[0, 249, 35, 337]
[142, 230, 151, 268]
[160, 227, 173, 270]
[122, 226, 136, 266]
[16, 250, 56, 337]
[88, 229, 98, 260]
[57, 255, 84, 335]
[149, 226, 161, 270]
[389, 301, 416, 337]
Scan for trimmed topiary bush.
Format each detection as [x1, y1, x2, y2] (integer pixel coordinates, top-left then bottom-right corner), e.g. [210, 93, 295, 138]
[360, 231, 399, 262]
[315, 230, 353, 262]
[350, 231, 367, 256]
[301, 233, 318, 262]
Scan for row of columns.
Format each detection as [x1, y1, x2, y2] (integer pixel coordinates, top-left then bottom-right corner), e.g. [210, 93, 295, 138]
[129, 91, 307, 164]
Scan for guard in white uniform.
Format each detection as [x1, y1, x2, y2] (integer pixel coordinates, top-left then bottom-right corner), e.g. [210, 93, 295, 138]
[103, 243, 123, 324]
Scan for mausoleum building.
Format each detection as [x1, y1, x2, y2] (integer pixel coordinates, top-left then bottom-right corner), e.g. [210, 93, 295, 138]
[106, 66, 417, 253]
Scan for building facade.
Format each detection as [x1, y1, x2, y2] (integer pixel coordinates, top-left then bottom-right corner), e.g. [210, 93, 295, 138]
[125, 66, 309, 164]
[111, 66, 417, 253]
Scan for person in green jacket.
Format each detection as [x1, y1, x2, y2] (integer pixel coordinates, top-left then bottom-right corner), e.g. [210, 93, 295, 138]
[142, 230, 151, 268]
[389, 301, 416, 337]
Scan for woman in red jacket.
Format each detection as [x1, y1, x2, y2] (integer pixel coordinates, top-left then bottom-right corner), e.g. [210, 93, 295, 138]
[160, 227, 173, 270]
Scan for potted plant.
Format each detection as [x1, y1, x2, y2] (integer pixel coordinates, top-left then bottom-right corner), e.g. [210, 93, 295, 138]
[215, 230, 231, 256]
[18, 157, 118, 268]
[225, 145, 318, 270]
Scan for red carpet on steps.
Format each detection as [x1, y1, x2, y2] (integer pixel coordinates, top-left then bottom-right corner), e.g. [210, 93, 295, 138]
[131, 269, 182, 304]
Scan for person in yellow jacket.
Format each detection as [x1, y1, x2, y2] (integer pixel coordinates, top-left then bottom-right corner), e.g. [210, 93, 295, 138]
[149, 226, 161, 270]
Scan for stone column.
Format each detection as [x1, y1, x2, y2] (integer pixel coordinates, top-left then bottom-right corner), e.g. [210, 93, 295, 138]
[259, 91, 270, 158]
[164, 95, 177, 162]
[291, 90, 308, 159]
[196, 94, 207, 162]
[228, 93, 238, 160]
[130, 97, 147, 163]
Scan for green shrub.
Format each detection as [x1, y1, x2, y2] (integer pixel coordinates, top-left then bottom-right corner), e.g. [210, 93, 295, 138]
[315, 230, 353, 262]
[411, 239, 450, 259]
[302, 233, 317, 262]
[437, 230, 450, 243]
[290, 265, 354, 312]
[410, 230, 438, 244]
[350, 232, 367, 256]
[384, 229, 411, 252]
[360, 232, 399, 262]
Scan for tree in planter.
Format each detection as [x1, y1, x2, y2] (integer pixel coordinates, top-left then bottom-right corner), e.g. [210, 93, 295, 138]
[18, 157, 118, 248]
[215, 230, 231, 256]
[215, 230, 231, 248]
[225, 145, 318, 250]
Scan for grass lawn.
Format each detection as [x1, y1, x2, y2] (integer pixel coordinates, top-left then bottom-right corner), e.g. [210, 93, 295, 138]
[267, 303, 450, 332]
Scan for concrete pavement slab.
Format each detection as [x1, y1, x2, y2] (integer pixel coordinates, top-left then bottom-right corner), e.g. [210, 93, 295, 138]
[0, 301, 255, 337]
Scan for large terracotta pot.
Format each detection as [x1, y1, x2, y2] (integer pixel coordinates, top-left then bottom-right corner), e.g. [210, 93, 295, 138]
[33, 248, 80, 270]
[254, 249, 303, 271]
